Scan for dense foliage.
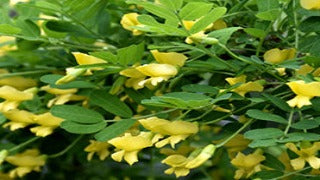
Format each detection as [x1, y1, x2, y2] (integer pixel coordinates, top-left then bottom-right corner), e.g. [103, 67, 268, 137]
[1, 0, 320, 179]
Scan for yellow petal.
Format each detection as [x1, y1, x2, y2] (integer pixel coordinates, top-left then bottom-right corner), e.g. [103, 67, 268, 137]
[34, 112, 63, 127]
[3, 109, 35, 124]
[0, 76, 37, 90]
[290, 158, 306, 170]
[111, 150, 125, 162]
[120, 13, 143, 35]
[125, 77, 145, 90]
[300, 0, 320, 10]
[108, 132, 153, 151]
[5, 149, 45, 167]
[263, 48, 287, 64]
[287, 81, 320, 97]
[151, 50, 187, 67]
[185, 144, 216, 168]
[211, 19, 227, 30]
[124, 150, 139, 165]
[9, 167, 32, 178]
[72, 52, 106, 65]
[282, 48, 296, 60]
[307, 156, 320, 169]
[138, 76, 169, 87]
[30, 126, 54, 137]
[226, 75, 247, 85]
[161, 154, 188, 167]
[41, 85, 77, 95]
[120, 68, 146, 78]
[174, 168, 190, 177]
[182, 20, 195, 30]
[0, 86, 33, 101]
[235, 81, 264, 96]
[136, 64, 178, 77]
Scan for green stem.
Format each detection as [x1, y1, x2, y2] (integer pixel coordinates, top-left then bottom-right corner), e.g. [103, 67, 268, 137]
[0, 70, 53, 79]
[175, 110, 191, 120]
[8, 137, 41, 152]
[293, 0, 299, 50]
[185, 109, 213, 122]
[283, 110, 294, 137]
[218, 43, 253, 65]
[133, 109, 178, 120]
[216, 119, 253, 148]
[48, 135, 83, 158]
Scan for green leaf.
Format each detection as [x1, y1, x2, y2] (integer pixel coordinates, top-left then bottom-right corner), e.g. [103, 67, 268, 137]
[300, 17, 320, 33]
[262, 94, 292, 112]
[253, 170, 283, 179]
[15, 19, 40, 37]
[182, 84, 219, 94]
[208, 27, 242, 45]
[60, 121, 106, 134]
[244, 28, 267, 39]
[142, 92, 212, 109]
[51, 105, 105, 124]
[127, 0, 178, 24]
[179, 2, 213, 20]
[244, 128, 283, 140]
[189, 7, 227, 34]
[279, 133, 320, 142]
[291, 120, 320, 130]
[89, 51, 117, 64]
[309, 39, 320, 57]
[246, 109, 288, 124]
[90, 90, 133, 118]
[40, 74, 96, 89]
[263, 153, 285, 171]
[35, 1, 61, 12]
[158, 0, 183, 11]
[117, 43, 144, 65]
[0, 113, 6, 125]
[137, 15, 160, 26]
[94, 119, 136, 141]
[249, 139, 277, 148]
[256, 0, 279, 12]
[256, 9, 281, 21]
[0, 24, 21, 35]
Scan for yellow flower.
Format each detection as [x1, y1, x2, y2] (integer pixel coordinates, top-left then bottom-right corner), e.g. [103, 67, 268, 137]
[5, 149, 46, 178]
[162, 144, 216, 178]
[231, 151, 265, 179]
[120, 13, 143, 36]
[41, 85, 86, 107]
[300, 0, 320, 10]
[9, 0, 29, 6]
[0, 150, 8, 165]
[0, 172, 12, 180]
[120, 50, 187, 89]
[214, 134, 250, 158]
[139, 117, 198, 148]
[0, 76, 37, 90]
[108, 132, 153, 165]
[0, 86, 35, 112]
[263, 48, 296, 64]
[286, 142, 320, 170]
[2, 109, 35, 131]
[56, 52, 107, 84]
[211, 19, 227, 30]
[151, 50, 187, 67]
[84, 140, 110, 161]
[296, 64, 320, 77]
[286, 80, 320, 108]
[0, 36, 16, 56]
[30, 112, 63, 137]
[225, 75, 264, 96]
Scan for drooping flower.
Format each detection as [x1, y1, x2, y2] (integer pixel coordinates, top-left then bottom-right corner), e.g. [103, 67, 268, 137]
[2, 109, 35, 131]
[108, 132, 154, 165]
[120, 13, 143, 36]
[84, 140, 110, 161]
[286, 142, 320, 170]
[225, 75, 264, 97]
[162, 144, 216, 177]
[139, 117, 198, 148]
[30, 112, 63, 137]
[263, 48, 296, 64]
[120, 50, 187, 90]
[0, 86, 35, 112]
[41, 85, 87, 107]
[56, 52, 107, 84]
[286, 80, 320, 108]
[300, 0, 320, 10]
[5, 149, 46, 178]
[231, 151, 266, 179]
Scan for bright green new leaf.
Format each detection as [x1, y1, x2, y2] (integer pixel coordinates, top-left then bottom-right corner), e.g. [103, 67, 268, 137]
[0, 24, 21, 35]
[179, 2, 213, 20]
